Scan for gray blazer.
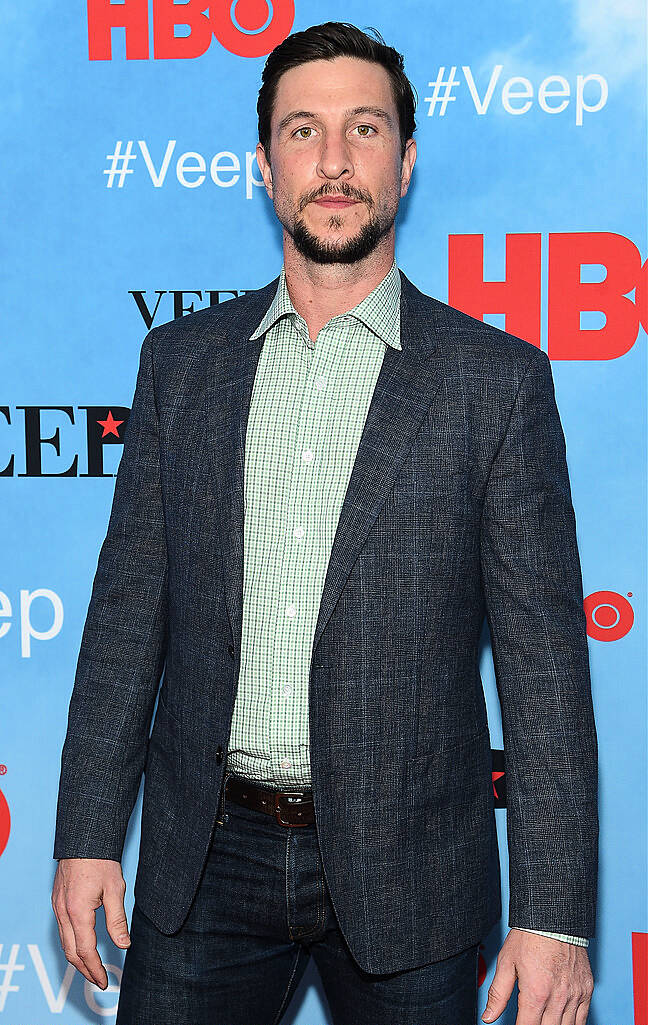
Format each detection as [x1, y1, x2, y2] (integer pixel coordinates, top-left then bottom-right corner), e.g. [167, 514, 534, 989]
[53, 270, 598, 974]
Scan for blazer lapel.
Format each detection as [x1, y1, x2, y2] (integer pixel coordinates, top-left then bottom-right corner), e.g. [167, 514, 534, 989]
[311, 272, 443, 655]
[208, 270, 445, 662]
[206, 279, 277, 659]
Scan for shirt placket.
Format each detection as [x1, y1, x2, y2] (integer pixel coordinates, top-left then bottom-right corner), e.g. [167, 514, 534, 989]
[271, 319, 339, 784]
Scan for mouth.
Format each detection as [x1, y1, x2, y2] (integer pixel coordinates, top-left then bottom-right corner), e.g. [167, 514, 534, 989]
[312, 196, 361, 208]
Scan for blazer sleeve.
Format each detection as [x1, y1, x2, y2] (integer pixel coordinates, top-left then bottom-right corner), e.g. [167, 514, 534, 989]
[53, 328, 168, 863]
[479, 345, 599, 938]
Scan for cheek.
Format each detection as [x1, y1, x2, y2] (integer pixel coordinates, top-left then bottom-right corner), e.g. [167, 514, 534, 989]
[275, 160, 316, 197]
[368, 174, 402, 212]
[356, 155, 400, 190]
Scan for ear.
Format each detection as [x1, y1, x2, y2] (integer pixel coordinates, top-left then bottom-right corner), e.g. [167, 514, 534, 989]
[400, 138, 417, 198]
[256, 141, 273, 197]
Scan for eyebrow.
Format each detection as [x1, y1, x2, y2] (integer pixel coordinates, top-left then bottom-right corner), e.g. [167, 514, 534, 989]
[276, 105, 395, 134]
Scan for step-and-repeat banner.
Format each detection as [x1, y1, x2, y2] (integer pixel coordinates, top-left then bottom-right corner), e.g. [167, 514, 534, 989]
[2, 1, 646, 1022]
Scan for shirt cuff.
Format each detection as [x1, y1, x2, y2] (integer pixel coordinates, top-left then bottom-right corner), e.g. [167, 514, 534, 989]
[513, 927, 589, 947]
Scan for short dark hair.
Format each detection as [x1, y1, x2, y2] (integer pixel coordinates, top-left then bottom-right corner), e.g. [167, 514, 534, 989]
[257, 21, 417, 161]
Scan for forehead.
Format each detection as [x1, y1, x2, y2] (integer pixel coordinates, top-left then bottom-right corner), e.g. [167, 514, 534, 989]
[272, 56, 396, 121]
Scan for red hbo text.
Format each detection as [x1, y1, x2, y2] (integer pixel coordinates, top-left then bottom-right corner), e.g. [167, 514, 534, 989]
[449, 232, 646, 359]
[87, 0, 295, 60]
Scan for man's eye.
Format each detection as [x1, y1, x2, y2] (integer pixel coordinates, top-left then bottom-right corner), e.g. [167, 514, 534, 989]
[291, 126, 377, 140]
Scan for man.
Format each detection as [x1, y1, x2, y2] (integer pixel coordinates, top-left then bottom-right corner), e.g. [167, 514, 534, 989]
[52, 21, 598, 1025]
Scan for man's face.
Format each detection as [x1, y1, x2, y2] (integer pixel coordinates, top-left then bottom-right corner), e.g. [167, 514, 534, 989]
[256, 56, 416, 265]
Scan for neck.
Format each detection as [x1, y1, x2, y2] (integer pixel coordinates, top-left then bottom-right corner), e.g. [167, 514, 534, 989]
[282, 230, 396, 341]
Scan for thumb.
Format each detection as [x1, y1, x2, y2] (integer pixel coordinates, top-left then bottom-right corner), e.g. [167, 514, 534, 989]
[482, 959, 516, 1022]
[104, 893, 131, 948]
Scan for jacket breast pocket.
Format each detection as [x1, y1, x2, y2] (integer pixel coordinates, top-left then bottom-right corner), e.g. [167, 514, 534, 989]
[386, 438, 481, 528]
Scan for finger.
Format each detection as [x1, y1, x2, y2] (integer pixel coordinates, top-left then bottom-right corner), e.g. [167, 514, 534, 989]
[514, 992, 545, 1025]
[482, 959, 517, 1021]
[575, 990, 594, 1025]
[53, 898, 96, 984]
[558, 996, 580, 1025]
[531, 992, 571, 1025]
[103, 885, 131, 949]
[51, 892, 68, 952]
[530, 997, 562, 1025]
[67, 902, 108, 990]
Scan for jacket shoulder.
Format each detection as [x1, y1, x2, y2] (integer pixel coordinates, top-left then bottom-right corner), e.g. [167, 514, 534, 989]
[401, 271, 547, 372]
[146, 277, 280, 359]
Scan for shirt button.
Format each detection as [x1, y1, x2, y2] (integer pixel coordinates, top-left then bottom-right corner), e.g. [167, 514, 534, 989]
[301, 447, 314, 463]
[315, 376, 326, 391]
[280, 758, 291, 769]
[293, 525, 305, 539]
[282, 684, 293, 696]
[285, 603, 297, 618]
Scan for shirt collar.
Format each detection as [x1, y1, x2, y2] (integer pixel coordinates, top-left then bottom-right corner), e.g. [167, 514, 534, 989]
[249, 259, 402, 350]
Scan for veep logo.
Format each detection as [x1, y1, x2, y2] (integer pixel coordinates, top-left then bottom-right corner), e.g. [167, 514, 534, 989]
[0, 589, 64, 658]
[1, 406, 129, 477]
[449, 232, 647, 359]
[0, 943, 122, 1015]
[87, 0, 295, 60]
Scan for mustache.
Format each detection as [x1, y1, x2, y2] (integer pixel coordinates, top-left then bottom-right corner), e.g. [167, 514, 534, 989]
[299, 183, 373, 211]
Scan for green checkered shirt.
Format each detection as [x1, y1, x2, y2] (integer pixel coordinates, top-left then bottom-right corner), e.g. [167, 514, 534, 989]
[225, 258, 587, 947]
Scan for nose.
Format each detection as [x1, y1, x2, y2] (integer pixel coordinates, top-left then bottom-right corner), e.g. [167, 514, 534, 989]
[316, 130, 353, 181]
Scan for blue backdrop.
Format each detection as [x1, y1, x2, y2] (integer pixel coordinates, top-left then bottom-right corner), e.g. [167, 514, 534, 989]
[2, 1, 646, 1021]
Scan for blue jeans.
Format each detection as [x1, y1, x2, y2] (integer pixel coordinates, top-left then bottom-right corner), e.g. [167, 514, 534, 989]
[116, 773, 480, 1024]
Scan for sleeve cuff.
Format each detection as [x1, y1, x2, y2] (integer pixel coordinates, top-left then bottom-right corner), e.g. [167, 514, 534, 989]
[513, 926, 589, 947]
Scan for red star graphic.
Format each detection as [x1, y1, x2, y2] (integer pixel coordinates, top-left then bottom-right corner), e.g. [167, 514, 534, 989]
[492, 770, 505, 799]
[97, 411, 124, 438]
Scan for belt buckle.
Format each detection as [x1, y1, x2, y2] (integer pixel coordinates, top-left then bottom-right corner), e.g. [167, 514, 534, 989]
[274, 790, 312, 827]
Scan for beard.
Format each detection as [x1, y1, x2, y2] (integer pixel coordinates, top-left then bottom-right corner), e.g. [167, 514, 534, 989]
[277, 182, 398, 265]
[291, 205, 395, 264]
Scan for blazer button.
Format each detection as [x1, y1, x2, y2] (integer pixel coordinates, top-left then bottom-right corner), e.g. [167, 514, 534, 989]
[228, 643, 235, 660]
[216, 745, 224, 764]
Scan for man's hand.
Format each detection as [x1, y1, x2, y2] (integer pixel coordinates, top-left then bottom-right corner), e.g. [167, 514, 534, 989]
[51, 858, 131, 990]
[482, 928, 594, 1025]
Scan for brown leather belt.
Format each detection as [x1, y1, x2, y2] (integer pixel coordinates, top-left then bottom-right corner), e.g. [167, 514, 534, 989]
[225, 773, 315, 827]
